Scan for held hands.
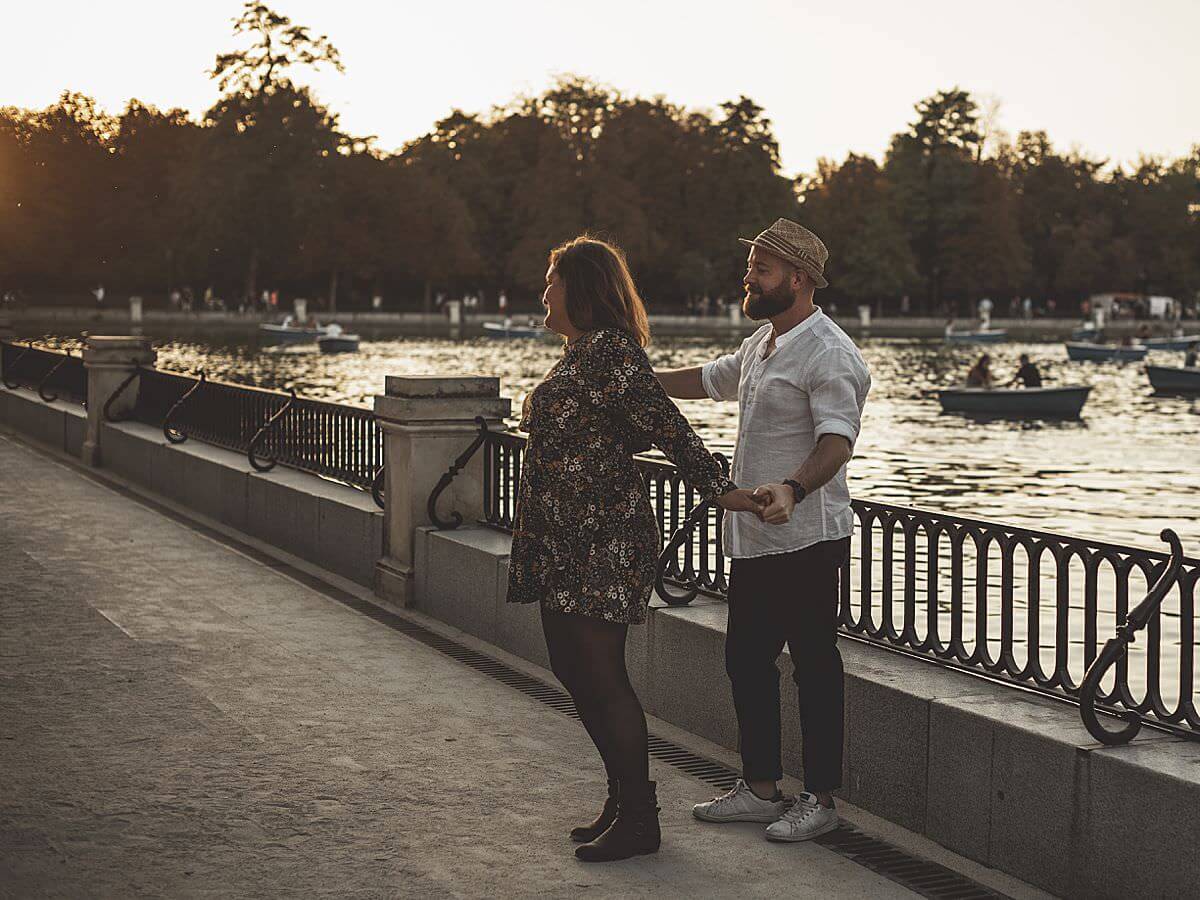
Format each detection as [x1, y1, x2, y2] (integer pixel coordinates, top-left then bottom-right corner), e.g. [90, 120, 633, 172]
[716, 488, 769, 519]
[751, 483, 796, 525]
[716, 484, 802, 525]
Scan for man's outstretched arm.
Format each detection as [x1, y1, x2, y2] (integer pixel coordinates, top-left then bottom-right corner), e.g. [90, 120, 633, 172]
[655, 366, 709, 399]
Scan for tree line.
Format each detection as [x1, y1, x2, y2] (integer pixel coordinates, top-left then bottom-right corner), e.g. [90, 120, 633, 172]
[1, 2, 1196, 316]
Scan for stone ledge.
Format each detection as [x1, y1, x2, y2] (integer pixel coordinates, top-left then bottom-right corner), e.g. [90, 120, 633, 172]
[419, 525, 1200, 899]
[97, 419, 383, 587]
[0, 385, 87, 457]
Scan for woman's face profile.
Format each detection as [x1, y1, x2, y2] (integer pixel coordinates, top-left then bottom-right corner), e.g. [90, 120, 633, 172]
[542, 265, 578, 340]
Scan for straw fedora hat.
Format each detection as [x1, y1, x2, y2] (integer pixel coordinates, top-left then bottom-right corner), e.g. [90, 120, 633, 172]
[739, 218, 829, 288]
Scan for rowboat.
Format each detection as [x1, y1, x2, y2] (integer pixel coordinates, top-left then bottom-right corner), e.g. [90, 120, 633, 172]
[317, 333, 360, 353]
[1146, 365, 1200, 394]
[482, 321, 547, 339]
[1064, 342, 1148, 362]
[1142, 335, 1200, 352]
[258, 322, 326, 344]
[937, 385, 1092, 418]
[945, 329, 1008, 344]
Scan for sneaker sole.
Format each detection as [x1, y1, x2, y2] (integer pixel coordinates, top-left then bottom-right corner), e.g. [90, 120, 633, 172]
[692, 808, 783, 824]
[764, 817, 840, 843]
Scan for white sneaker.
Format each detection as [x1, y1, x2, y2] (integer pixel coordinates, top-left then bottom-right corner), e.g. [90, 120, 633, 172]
[692, 779, 791, 823]
[765, 792, 840, 842]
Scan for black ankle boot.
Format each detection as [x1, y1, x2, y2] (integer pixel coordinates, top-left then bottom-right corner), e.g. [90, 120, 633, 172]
[575, 781, 660, 862]
[570, 779, 619, 843]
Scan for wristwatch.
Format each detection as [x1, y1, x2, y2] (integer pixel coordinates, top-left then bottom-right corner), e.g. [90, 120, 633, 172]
[782, 479, 807, 505]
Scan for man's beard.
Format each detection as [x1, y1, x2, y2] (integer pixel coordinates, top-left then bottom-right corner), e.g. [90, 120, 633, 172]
[742, 282, 795, 320]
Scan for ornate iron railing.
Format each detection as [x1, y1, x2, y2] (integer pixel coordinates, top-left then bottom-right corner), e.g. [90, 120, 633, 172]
[126, 368, 384, 501]
[1, 340, 87, 405]
[466, 425, 1197, 740]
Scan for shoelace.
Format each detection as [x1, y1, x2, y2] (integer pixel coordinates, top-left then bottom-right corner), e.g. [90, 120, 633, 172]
[780, 796, 821, 824]
[710, 780, 767, 811]
[709, 786, 744, 810]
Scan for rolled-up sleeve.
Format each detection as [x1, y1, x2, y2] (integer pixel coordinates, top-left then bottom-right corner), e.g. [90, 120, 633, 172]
[701, 339, 748, 401]
[807, 347, 869, 450]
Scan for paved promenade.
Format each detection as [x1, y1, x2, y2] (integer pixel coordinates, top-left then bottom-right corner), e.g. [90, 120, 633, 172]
[0, 432, 1041, 898]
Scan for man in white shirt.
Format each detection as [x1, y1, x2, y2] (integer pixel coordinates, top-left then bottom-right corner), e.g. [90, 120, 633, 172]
[656, 218, 871, 843]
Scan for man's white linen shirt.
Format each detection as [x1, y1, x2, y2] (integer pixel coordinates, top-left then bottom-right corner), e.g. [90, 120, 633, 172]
[701, 309, 870, 559]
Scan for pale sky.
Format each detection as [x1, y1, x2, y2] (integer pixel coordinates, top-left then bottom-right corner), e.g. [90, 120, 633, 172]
[5, 0, 1197, 176]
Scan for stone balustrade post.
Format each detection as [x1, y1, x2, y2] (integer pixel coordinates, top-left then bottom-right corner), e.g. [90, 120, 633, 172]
[373, 375, 510, 608]
[81, 335, 156, 467]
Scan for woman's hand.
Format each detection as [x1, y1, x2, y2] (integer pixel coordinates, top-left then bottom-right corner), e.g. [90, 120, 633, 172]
[716, 488, 767, 519]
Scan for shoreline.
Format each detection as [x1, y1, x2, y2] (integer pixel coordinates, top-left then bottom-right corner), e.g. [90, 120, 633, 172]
[4, 307, 1191, 340]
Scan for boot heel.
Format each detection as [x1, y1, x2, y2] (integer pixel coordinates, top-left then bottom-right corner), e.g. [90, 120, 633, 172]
[575, 781, 660, 863]
[570, 779, 619, 843]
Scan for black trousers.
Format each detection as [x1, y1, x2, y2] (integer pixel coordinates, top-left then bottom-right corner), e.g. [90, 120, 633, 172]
[725, 537, 849, 792]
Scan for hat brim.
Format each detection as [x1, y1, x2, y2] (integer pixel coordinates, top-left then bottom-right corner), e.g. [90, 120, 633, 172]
[738, 238, 828, 288]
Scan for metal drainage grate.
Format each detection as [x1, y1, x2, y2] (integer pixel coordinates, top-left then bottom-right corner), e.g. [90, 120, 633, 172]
[74, 476, 1009, 900]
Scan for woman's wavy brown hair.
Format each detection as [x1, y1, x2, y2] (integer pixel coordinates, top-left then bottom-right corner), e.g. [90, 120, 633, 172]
[549, 236, 651, 347]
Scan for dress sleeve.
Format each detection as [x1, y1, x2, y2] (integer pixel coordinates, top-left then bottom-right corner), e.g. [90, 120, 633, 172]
[578, 331, 736, 501]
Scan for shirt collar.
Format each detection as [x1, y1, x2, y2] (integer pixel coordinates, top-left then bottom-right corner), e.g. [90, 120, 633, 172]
[769, 307, 824, 350]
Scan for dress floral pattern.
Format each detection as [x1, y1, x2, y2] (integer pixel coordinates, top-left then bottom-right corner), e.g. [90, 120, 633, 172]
[507, 328, 736, 624]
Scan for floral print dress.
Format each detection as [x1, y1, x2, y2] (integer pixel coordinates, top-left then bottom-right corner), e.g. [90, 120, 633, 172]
[506, 328, 736, 625]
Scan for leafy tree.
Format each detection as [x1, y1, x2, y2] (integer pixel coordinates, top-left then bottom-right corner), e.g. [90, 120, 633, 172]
[211, 1, 343, 99]
[801, 154, 916, 306]
[886, 88, 981, 312]
[180, 1, 349, 303]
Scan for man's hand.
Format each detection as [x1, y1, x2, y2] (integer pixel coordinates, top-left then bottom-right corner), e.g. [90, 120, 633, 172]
[752, 483, 796, 525]
[716, 488, 767, 519]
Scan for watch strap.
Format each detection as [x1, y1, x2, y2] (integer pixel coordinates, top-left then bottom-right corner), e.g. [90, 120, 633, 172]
[783, 478, 806, 503]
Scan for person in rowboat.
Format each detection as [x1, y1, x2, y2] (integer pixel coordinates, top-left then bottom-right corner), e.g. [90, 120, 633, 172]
[966, 354, 994, 389]
[1008, 354, 1043, 388]
[1185, 341, 1198, 369]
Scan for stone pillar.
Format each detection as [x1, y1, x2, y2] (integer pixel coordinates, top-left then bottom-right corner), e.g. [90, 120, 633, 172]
[373, 375, 510, 608]
[81, 335, 156, 467]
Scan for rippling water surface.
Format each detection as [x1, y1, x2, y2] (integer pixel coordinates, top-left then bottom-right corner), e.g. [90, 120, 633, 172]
[103, 328, 1194, 552]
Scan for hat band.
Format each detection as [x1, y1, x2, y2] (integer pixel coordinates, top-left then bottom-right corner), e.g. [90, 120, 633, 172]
[756, 233, 822, 273]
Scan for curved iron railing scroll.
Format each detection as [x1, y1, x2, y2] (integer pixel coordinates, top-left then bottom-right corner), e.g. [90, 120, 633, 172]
[163, 371, 206, 444]
[653, 453, 730, 606]
[427, 417, 490, 530]
[1078, 528, 1185, 745]
[36, 349, 73, 403]
[102, 362, 144, 423]
[1, 341, 34, 390]
[247, 388, 297, 472]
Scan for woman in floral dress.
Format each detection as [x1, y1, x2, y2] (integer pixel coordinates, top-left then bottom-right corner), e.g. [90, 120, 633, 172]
[507, 236, 763, 862]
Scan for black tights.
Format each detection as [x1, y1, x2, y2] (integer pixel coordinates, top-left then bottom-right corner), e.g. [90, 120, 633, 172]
[541, 606, 649, 787]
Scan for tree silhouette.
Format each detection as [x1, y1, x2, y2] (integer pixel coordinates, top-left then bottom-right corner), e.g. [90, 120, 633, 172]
[0, 11, 1196, 318]
[211, 2, 343, 99]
